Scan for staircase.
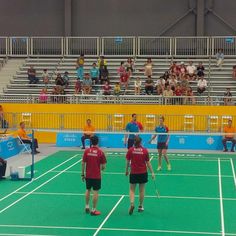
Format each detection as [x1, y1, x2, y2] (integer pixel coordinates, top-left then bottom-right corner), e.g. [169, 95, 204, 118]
[0, 59, 25, 92]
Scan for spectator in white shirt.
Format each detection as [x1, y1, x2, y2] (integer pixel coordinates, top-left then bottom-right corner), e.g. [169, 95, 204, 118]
[155, 77, 166, 95]
[216, 49, 224, 69]
[197, 76, 207, 95]
[186, 61, 196, 80]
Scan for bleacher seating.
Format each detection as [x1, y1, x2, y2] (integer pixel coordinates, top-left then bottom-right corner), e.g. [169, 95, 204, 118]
[3, 56, 236, 97]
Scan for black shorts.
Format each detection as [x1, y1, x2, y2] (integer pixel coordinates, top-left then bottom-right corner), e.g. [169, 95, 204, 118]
[157, 142, 168, 150]
[130, 172, 148, 184]
[127, 138, 135, 149]
[86, 178, 101, 191]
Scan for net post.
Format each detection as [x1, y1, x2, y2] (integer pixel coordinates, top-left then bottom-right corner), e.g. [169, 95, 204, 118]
[31, 129, 35, 180]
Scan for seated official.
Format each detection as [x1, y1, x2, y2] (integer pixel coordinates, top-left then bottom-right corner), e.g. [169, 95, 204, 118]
[17, 122, 40, 154]
[81, 119, 95, 149]
[0, 157, 7, 179]
[222, 119, 236, 152]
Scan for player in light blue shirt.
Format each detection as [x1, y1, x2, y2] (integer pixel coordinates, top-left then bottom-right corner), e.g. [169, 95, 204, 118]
[149, 116, 171, 171]
[124, 113, 144, 149]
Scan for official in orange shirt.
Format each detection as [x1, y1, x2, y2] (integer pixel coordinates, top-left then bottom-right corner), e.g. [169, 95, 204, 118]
[81, 119, 95, 149]
[17, 122, 40, 154]
[222, 119, 236, 152]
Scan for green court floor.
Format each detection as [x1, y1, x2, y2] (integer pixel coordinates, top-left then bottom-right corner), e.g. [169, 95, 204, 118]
[0, 151, 236, 236]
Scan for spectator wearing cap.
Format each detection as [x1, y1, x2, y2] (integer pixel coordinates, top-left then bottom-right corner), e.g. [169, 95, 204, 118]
[222, 119, 236, 152]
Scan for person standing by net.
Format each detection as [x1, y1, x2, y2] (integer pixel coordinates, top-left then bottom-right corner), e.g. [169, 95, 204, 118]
[124, 113, 144, 149]
[125, 136, 155, 215]
[81, 136, 107, 216]
[149, 116, 171, 171]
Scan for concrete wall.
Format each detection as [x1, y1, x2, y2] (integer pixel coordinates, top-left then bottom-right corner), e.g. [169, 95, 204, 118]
[0, 0, 235, 36]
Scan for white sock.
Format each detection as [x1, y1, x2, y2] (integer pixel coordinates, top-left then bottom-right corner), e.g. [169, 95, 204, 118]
[86, 204, 89, 208]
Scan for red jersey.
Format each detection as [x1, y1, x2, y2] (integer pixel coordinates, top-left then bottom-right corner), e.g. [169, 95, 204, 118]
[126, 146, 149, 174]
[83, 147, 106, 179]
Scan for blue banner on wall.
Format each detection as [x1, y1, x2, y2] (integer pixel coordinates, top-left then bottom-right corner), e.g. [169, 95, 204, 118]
[56, 133, 224, 150]
[0, 137, 21, 159]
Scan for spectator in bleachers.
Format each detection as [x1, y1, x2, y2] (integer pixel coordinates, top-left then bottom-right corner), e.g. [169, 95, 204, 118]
[103, 81, 112, 96]
[145, 76, 154, 95]
[39, 88, 48, 103]
[134, 77, 142, 95]
[186, 61, 196, 80]
[62, 71, 70, 88]
[173, 84, 183, 105]
[75, 80, 81, 94]
[180, 75, 189, 89]
[125, 58, 134, 77]
[98, 55, 107, 68]
[100, 65, 109, 84]
[55, 73, 65, 87]
[216, 49, 224, 69]
[42, 69, 49, 86]
[90, 63, 99, 85]
[179, 62, 187, 79]
[82, 73, 92, 94]
[118, 62, 129, 90]
[168, 75, 178, 89]
[114, 82, 121, 96]
[169, 62, 180, 77]
[28, 66, 38, 84]
[163, 85, 174, 104]
[184, 87, 196, 105]
[155, 77, 166, 95]
[197, 76, 207, 95]
[196, 62, 205, 77]
[224, 88, 232, 105]
[76, 53, 84, 80]
[232, 65, 236, 79]
[144, 58, 153, 77]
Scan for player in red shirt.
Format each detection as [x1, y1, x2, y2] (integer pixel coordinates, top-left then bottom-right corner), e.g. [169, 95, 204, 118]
[125, 136, 155, 215]
[81, 136, 107, 216]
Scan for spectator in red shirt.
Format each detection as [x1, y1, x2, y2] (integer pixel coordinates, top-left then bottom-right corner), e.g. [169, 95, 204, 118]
[81, 136, 107, 216]
[125, 136, 155, 215]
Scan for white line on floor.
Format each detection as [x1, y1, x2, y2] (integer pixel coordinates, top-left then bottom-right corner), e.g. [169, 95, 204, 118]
[93, 195, 125, 236]
[0, 154, 79, 203]
[0, 159, 82, 214]
[218, 159, 225, 236]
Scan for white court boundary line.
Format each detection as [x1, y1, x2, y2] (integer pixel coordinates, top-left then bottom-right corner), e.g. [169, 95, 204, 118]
[14, 191, 236, 201]
[218, 159, 225, 236]
[0, 159, 82, 214]
[0, 154, 79, 202]
[1, 224, 235, 236]
[93, 195, 125, 236]
[49, 170, 233, 178]
[230, 158, 236, 189]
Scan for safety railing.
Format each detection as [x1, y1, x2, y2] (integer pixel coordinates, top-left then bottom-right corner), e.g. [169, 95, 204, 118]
[101, 37, 136, 56]
[9, 37, 29, 56]
[1, 112, 235, 132]
[30, 37, 64, 56]
[65, 37, 99, 57]
[174, 37, 210, 57]
[137, 37, 172, 57]
[0, 94, 234, 106]
[0, 37, 8, 56]
[0, 36, 235, 57]
[211, 36, 236, 56]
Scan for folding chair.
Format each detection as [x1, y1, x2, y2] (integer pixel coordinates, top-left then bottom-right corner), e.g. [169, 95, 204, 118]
[16, 135, 31, 154]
